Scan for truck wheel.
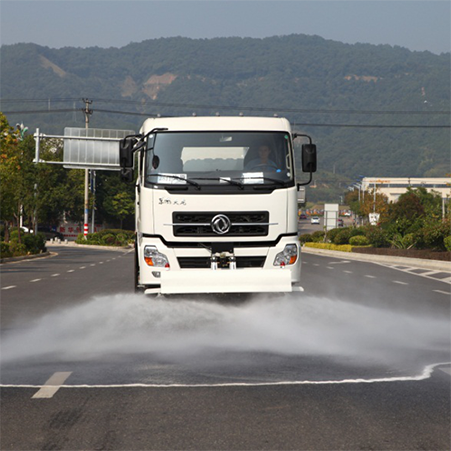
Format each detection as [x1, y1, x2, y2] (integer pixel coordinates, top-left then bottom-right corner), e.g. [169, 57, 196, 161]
[134, 245, 144, 293]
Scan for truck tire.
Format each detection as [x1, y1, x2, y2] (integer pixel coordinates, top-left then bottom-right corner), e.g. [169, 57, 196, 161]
[134, 243, 144, 293]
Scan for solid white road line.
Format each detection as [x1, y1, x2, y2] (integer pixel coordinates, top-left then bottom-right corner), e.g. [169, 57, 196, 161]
[0, 363, 446, 390]
[32, 372, 72, 399]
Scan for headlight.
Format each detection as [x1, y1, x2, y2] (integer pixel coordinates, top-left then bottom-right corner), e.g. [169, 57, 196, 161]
[144, 245, 170, 268]
[273, 244, 298, 267]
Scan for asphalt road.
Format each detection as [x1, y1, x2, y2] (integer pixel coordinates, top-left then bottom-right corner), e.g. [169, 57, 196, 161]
[1, 244, 450, 450]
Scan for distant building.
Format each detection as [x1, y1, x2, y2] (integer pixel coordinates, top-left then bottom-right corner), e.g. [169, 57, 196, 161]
[361, 177, 451, 202]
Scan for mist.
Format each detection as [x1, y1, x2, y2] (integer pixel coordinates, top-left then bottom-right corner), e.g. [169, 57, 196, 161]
[1, 294, 449, 368]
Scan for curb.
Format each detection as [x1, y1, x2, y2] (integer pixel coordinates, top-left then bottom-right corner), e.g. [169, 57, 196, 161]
[0, 251, 52, 264]
[45, 242, 133, 251]
[301, 246, 451, 271]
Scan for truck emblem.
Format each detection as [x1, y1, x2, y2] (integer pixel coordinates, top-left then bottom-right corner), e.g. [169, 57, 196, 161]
[211, 214, 231, 235]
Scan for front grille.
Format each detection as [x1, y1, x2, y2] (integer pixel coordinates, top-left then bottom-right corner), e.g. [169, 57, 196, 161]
[178, 256, 266, 269]
[172, 211, 269, 237]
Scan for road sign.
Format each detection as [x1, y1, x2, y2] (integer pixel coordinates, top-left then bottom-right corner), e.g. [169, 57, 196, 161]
[63, 128, 135, 170]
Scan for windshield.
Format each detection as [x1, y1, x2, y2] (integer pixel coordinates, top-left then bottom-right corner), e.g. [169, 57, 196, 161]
[144, 131, 294, 189]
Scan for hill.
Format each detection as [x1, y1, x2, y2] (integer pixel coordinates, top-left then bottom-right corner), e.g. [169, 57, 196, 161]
[1, 35, 449, 202]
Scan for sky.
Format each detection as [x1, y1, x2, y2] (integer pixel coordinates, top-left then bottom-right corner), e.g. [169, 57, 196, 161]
[0, 0, 450, 54]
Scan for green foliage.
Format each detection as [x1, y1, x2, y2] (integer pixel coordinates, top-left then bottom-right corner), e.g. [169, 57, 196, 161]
[333, 228, 352, 245]
[349, 235, 370, 246]
[325, 228, 342, 243]
[0, 242, 12, 258]
[9, 242, 27, 257]
[363, 225, 390, 248]
[22, 233, 46, 254]
[75, 229, 134, 247]
[389, 233, 416, 249]
[299, 233, 312, 244]
[444, 236, 451, 252]
[304, 242, 353, 252]
[414, 219, 450, 250]
[1, 37, 449, 185]
[384, 187, 443, 234]
[310, 231, 325, 242]
[6, 230, 46, 256]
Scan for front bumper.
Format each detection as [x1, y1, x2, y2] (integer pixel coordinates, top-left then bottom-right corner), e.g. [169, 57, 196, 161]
[143, 269, 304, 295]
[138, 235, 302, 295]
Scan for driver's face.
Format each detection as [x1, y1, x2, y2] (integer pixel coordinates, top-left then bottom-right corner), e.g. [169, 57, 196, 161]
[259, 146, 271, 156]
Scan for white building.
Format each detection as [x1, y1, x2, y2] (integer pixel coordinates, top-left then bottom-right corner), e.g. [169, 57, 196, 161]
[361, 177, 451, 202]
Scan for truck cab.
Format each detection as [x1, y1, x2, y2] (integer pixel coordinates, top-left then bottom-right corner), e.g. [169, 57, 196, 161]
[120, 116, 316, 295]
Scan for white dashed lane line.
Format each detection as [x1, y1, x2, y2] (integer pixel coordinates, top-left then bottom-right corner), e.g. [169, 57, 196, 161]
[364, 275, 376, 279]
[434, 290, 451, 296]
[3, 257, 119, 289]
[32, 372, 72, 399]
[393, 280, 409, 285]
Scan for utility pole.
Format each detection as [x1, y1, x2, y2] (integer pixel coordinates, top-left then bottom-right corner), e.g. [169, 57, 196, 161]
[82, 99, 93, 238]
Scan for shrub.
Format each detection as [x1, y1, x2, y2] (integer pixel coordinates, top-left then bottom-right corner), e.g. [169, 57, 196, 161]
[415, 220, 451, 250]
[349, 235, 370, 246]
[333, 229, 352, 245]
[349, 227, 365, 238]
[444, 236, 451, 252]
[76, 229, 134, 246]
[304, 242, 352, 252]
[363, 226, 390, 248]
[389, 233, 416, 249]
[299, 233, 312, 244]
[0, 242, 12, 258]
[310, 231, 325, 242]
[101, 233, 117, 245]
[9, 242, 27, 257]
[22, 233, 46, 253]
[325, 228, 342, 243]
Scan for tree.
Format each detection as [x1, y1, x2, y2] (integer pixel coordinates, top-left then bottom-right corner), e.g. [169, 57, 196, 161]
[99, 172, 135, 229]
[0, 113, 36, 241]
[359, 189, 389, 221]
[383, 186, 444, 235]
[104, 190, 135, 229]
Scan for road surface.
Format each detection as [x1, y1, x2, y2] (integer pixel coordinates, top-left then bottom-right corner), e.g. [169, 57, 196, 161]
[1, 244, 450, 450]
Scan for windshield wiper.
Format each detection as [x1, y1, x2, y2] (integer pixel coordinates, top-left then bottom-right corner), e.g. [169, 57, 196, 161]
[192, 177, 244, 190]
[146, 173, 201, 190]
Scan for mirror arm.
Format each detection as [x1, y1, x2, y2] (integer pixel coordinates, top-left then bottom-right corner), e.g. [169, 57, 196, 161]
[293, 133, 312, 144]
[297, 170, 313, 188]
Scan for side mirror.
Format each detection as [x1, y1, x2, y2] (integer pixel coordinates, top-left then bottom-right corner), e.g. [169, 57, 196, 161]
[302, 144, 317, 173]
[119, 138, 136, 169]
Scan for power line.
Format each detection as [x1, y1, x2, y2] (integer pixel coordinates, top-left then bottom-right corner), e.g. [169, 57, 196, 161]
[2, 107, 450, 128]
[1, 97, 450, 116]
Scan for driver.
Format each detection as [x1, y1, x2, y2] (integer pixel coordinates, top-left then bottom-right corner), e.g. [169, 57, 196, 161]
[245, 144, 278, 171]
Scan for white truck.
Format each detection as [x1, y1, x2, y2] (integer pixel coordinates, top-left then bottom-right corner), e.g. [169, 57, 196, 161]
[119, 116, 317, 295]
